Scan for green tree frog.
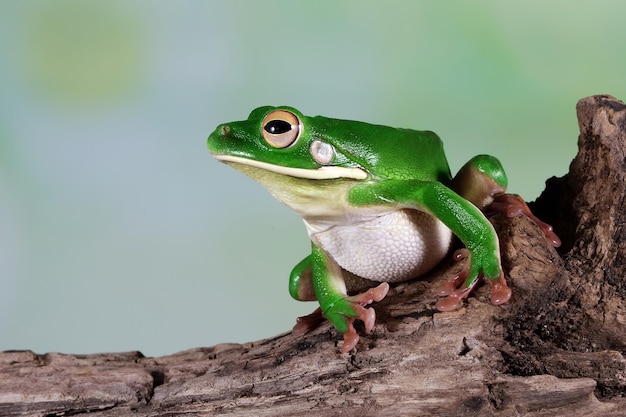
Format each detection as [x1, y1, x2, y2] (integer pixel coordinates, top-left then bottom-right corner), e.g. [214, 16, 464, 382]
[207, 106, 560, 352]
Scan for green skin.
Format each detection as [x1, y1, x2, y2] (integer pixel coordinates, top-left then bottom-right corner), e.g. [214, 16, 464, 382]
[207, 106, 514, 352]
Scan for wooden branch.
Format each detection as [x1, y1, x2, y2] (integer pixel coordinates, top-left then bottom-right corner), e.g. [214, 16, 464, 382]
[2, 95, 625, 417]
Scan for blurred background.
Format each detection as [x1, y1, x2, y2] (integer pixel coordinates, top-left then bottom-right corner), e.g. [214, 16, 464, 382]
[1, 1, 625, 357]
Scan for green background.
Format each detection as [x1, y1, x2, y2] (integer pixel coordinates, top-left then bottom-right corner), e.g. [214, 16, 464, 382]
[1, 1, 624, 356]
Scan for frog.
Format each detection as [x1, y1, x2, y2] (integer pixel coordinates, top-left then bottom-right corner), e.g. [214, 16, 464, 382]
[207, 106, 560, 352]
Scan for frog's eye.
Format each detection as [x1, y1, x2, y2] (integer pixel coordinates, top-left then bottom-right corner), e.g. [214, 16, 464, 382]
[261, 110, 301, 148]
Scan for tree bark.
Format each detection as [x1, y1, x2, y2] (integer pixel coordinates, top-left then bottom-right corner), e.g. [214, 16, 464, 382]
[2, 95, 625, 417]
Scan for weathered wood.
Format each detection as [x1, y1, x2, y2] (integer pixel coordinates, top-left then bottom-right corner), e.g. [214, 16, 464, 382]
[1, 95, 625, 416]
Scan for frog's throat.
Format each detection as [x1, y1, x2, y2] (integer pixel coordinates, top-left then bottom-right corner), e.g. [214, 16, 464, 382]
[214, 154, 368, 180]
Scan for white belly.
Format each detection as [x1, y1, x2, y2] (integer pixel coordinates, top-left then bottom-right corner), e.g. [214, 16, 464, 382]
[307, 209, 453, 282]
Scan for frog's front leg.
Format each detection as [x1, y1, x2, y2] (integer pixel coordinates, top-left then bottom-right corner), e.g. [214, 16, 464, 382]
[350, 179, 510, 312]
[437, 155, 559, 309]
[290, 245, 389, 352]
[433, 154, 512, 309]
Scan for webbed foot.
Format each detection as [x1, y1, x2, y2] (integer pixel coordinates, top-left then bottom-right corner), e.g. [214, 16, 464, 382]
[435, 249, 512, 311]
[327, 282, 390, 352]
[292, 307, 325, 337]
[291, 282, 390, 352]
[490, 193, 561, 247]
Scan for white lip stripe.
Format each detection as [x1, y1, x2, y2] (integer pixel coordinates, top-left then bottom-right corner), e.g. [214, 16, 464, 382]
[214, 154, 368, 180]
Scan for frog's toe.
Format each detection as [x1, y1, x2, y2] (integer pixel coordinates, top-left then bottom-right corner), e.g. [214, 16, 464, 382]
[488, 273, 512, 305]
[434, 250, 482, 311]
[435, 269, 511, 311]
[329, 283, 389, 351]
[435, 275, 466, 296]
[350, 303, 377, 332]
[490, 286, 512, 305]
[340, 322, 360, 353]
[435, 249, 469, 296]
[490, 193, 561, 247]
[345, 282, 389, 332]
[341, 304, 376, 353]
[435, 287, 473, 311]
[291, 303, 373, 352]
[292, 307, 325, 337]
[347, 282, 390, 305]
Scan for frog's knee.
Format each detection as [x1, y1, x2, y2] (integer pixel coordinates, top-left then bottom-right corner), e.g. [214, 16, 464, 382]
[289, 262, 317, 301]
[451, 155, 508, 210]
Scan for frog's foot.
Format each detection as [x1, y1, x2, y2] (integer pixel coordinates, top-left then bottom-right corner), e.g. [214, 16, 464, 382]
[435, 249, 512, 311]
[338, 305, 374, 352]
[490, 193, 561, 247]
[292, 283, 390, 351]
[489, 273, 513, 305]
[292, 307, 325, 337]
[347, 281, 390, 311]
[435, 248, 470, 298]
[329, 282, 390, 352]
[434, 250, 476, 312]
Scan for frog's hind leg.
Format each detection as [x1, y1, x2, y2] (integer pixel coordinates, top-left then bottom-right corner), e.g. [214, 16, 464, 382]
[289, 249, 390, 351]
[290, 255, 326, 336]
[452, 155, 560, 247]
[292, 307, 325, 337]
[451, 155, 508, 211]
[489, 194, 561, 247]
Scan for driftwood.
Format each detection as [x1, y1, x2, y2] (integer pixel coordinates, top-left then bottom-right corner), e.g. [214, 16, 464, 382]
[1, 95, 625, 417]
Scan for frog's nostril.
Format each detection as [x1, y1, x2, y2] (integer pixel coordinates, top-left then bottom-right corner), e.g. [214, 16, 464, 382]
[221, 125, 231, 137]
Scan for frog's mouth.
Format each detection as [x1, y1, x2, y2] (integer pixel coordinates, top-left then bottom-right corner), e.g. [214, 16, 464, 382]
[213, 154, 368, 180]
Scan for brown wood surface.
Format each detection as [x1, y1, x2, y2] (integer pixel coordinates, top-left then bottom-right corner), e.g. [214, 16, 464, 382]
[2, 95, 625, 417]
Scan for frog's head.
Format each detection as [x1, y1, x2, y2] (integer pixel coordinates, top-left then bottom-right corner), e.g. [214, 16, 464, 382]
[207, 106, 369, 182]
[208, 106, 450, 219]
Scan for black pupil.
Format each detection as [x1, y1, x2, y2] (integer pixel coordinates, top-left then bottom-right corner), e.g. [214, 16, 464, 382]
[264, 119, 292, 135]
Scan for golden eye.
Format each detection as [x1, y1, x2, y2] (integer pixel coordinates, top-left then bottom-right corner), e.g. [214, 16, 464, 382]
[261, 110, 301, 148]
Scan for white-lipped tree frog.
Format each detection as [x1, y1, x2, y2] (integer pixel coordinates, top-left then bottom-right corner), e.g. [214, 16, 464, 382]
[207, 106, 560, 352]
